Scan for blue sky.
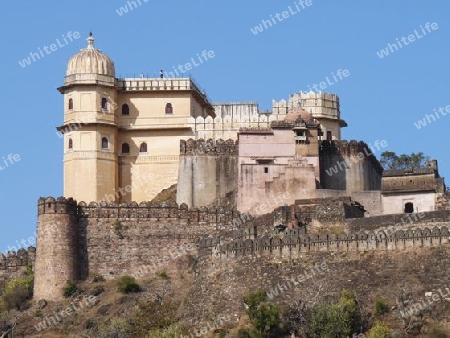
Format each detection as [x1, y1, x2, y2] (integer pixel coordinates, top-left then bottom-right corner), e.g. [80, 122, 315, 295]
[0, 0, 448, 252]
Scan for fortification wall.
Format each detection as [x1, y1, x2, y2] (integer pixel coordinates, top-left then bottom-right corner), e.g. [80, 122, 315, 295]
[200, 224, 450, 260]
[295, 197, 364, 230]
[382, 174, 440, 194]
[183, 246, 450, 327]
[212, 102, 259, 119]
[238, 163, 316, 215]
[0, 248, 35, 283]
[319, 140, 382, 192]
[75, 201, 248, 280]
[347, 210, 450, 232]
[315, 190, 382, 216]
[177, 139, 238, 208]
[192, 115, 269, 141]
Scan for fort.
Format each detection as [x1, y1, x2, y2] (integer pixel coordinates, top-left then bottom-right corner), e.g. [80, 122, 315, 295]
[2, 34, 450, 312]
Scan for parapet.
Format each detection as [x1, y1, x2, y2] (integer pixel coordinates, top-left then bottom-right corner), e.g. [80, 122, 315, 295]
[270, 119, 320, 129]
[200, 225, 450, 258]
[76, 200, 244, 224]
[0, 247, 35, 270]
[180, 138, 238, 156]
[38, 197, 78, 215]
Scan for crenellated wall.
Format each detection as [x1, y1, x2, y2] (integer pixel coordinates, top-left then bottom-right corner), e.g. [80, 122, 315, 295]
[0, 247, 35, 283]
[33, 196, 255, 300]
[177, 139, 239, 208]
[200, 225, 450, 259]
[33, 194, 450, 302]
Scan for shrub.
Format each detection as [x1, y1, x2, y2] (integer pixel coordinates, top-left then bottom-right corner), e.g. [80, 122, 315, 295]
[367, 320, 392, 338]
[117, 275, 140, 294]
[236, 328, 252, 337]
[3, 284, 30, 311]
[63, 280, 78, 298]
[148, 324, 184, 338]
[129, 299, 178, 336]
[96, 320, 130, 338]
[243, 290, 281, 337]
[375, 298, 389, 316]
[1, 266, 34, 311]
[309, 290, 361, 338]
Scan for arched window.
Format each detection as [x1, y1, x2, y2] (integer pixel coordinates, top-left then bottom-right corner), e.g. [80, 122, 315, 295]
[68, 98, 73, 110]
[102, 137, 109, 149]
[68, 138, 73, 150]
[404, 202, 414, 214]
[101, 98, 108, 110]
[165, 103, 173, 114]
[122, 143, 130, 154]
[140, 142, 147, 153]
[326, 131, 332, 141]
[122, 104, 130, 115]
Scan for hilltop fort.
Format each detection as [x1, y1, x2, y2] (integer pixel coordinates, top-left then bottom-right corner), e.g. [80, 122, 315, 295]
[1, 34, 449, 310]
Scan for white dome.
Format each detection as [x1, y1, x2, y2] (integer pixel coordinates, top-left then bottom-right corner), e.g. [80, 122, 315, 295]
[66, 33, 115, 77]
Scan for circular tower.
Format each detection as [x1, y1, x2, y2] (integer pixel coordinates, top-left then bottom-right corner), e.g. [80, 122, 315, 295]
[289, 91, 347, 141]
[57, 33, 119, 203]
[34, 197, 79, 301]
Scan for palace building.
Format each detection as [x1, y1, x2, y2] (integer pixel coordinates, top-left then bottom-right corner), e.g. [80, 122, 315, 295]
[57, 34, 444, 216]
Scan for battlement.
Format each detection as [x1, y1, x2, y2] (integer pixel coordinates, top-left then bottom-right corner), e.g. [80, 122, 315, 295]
[38, 198, 248, 224]
[270, 119, 320, 129]
[77, 200, 243, 223]
[239, 127, 273, 135]
[180, 138, 238, 156]
[273, 92, 340, 118]
[200, 225, 450, 258]
[38, 197, 78, 215]
[0, 247, 35, 270]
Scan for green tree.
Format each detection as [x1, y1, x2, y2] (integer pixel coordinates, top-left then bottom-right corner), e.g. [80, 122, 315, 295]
[309, 290, 361, 338]
[243, 290, 281, 338]
[380, 151, 429, 170]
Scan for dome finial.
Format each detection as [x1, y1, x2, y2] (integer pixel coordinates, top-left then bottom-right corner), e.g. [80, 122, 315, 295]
[87, 32, 94, 49]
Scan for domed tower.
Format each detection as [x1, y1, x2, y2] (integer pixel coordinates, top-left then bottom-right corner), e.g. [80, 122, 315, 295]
[57, 33, 118, 203]
[34, 197, 78, 301]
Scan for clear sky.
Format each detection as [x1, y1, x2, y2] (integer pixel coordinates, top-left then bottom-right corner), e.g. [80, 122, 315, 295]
[0, 0, 449, 252]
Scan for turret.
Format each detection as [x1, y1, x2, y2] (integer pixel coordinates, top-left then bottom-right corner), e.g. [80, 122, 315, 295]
[273, 91, 347, 141]
[34, 197, 79, 301]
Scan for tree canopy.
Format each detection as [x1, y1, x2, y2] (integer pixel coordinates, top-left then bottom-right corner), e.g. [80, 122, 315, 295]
[379, 151, 429, 170]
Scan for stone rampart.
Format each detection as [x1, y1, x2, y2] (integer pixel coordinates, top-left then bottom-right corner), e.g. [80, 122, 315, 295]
[0, 247, 35, 282]
[200, 225, 450, 259]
